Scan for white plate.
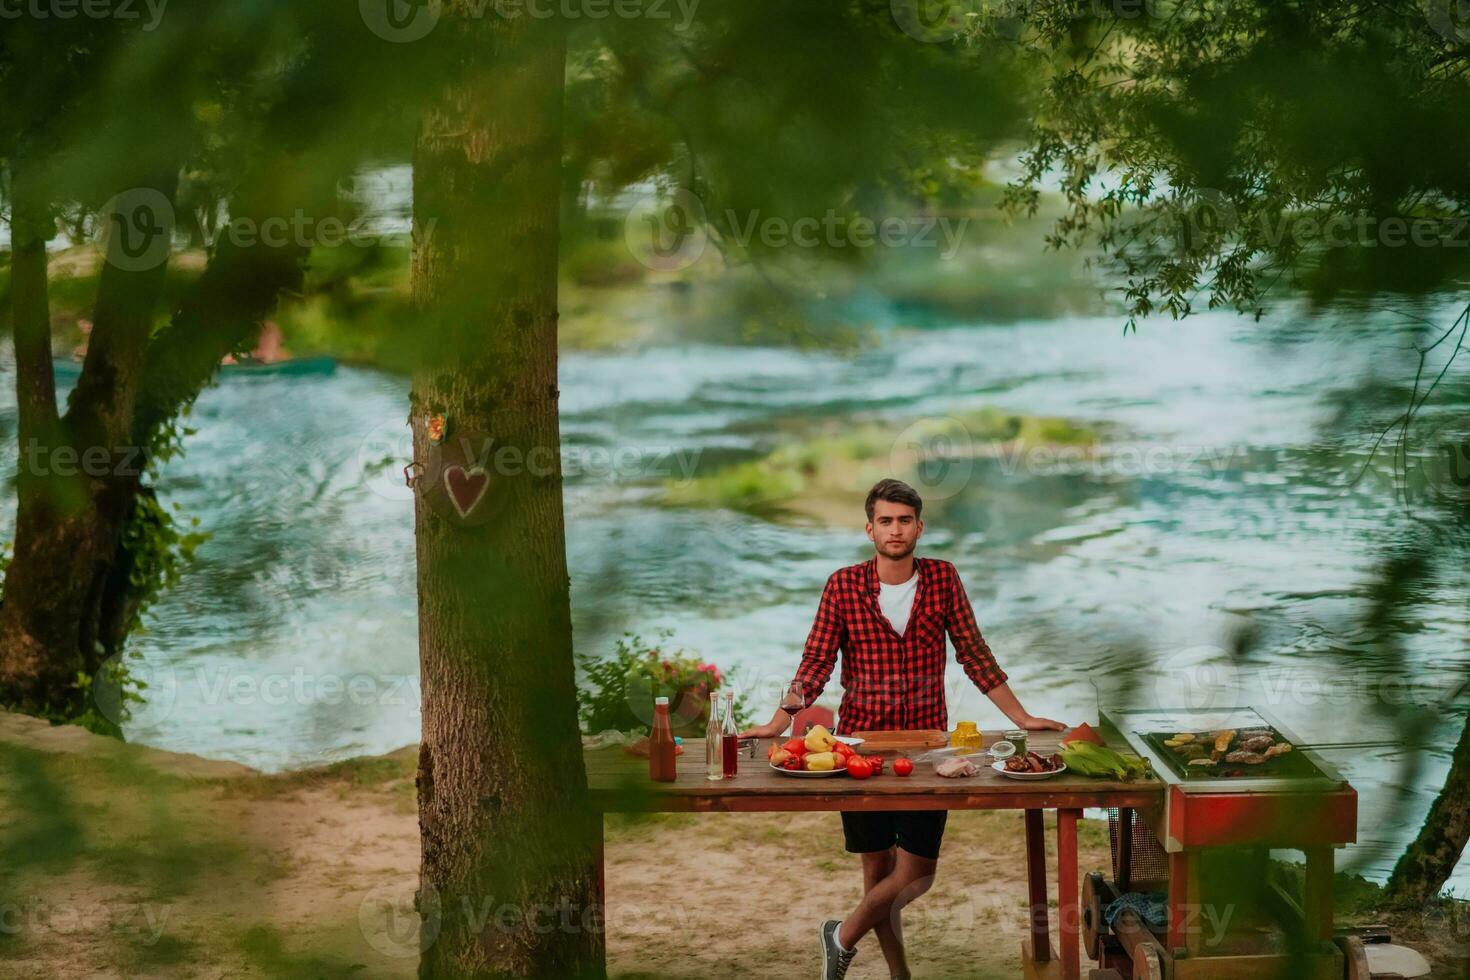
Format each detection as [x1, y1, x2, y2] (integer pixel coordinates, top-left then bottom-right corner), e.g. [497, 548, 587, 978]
[992, 760, 1067, 780]
[833, 735, 865, 746]
[770, 762, 848, 777]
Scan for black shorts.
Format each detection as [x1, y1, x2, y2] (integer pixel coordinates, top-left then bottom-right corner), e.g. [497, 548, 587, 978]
[841, 810, 947, 860]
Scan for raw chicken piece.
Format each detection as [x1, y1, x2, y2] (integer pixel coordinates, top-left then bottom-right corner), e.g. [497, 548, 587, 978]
[937, 757, 979, 778]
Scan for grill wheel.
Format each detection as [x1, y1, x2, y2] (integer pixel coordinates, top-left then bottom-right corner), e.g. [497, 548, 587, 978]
[1132, 946, 1164, 980]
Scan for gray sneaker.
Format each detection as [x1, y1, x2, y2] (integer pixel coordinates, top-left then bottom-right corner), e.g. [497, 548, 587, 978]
[818, 919, 857, 980]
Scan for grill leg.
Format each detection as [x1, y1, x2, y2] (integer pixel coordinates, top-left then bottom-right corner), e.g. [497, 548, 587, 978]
[1305, 847, 1334, 943]
[1025, 808, 1050, 962]
[1168, 850, 1190, 952]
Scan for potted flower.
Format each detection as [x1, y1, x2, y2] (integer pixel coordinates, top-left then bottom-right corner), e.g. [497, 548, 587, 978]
[577, 633, 746, 738]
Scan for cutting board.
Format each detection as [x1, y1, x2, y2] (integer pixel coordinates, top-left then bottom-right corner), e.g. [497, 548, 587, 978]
[851, 729, 950, 751]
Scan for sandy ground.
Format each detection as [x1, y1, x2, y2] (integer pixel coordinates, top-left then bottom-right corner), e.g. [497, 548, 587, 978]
[1, 711, 1464, 979]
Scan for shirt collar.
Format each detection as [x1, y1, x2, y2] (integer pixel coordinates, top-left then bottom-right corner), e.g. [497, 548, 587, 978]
[865, 555, 924, 596]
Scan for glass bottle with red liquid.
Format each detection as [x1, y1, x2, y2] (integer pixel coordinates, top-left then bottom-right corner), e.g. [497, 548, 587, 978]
[649, 696, 676, 782]
[720, 691, 739, 778]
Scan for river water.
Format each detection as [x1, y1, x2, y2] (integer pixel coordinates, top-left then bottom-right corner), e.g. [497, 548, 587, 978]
[9, 292, 1470, 892]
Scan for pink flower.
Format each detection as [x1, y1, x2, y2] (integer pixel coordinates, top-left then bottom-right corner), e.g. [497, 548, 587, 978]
[698, 663, 723, 687]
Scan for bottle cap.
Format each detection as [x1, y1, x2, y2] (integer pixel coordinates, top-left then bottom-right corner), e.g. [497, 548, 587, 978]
[655, 696, 669, 705]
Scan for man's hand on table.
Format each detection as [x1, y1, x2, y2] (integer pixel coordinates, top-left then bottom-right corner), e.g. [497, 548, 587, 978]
[740, 721, 789, 740]
[1019, 715, 1068, 731]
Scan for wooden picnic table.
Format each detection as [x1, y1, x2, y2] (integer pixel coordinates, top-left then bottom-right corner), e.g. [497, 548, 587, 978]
[585, 733, 1164, 980]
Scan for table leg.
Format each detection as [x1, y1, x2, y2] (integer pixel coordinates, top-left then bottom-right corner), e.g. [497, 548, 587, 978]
[1057, 808, 1081, 980]
[1025, 808, 1050, 963]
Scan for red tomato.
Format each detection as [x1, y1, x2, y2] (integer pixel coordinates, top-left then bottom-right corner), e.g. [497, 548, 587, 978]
[846, 757, 873, 780]
[893, 758, 914, 777]
[833, 742, 854, 758]
[865, 755, 884, 773]
[783, 738, 808, 756]
[782, 756, 802, 770]
[833, 753, 848, 769]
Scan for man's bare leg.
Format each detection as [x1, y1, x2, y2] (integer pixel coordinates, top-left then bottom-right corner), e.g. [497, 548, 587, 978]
[838, 849, 937, 954]
[860, 848, 911, 980]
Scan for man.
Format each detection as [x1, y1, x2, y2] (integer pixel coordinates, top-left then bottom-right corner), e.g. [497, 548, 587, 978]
[741, 478, 1066, 980]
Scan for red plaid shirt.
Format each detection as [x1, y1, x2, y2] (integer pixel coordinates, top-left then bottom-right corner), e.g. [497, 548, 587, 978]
[794, 556, 1008, 735]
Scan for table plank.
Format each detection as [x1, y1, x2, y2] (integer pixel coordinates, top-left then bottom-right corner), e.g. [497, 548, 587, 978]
[586, 736, 1160, 813]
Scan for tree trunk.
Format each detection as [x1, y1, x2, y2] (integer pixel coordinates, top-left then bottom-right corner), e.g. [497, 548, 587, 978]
[1385, 705, 1470, 905]
[0, 165, 79, 717]
[410, 12, 602, 979]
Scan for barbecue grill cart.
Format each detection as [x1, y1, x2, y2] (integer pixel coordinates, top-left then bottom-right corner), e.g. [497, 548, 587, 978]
[1089, 707, 1362, 980]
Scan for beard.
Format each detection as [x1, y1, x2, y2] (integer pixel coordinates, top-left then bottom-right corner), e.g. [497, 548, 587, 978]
[880, 539, 915, 559]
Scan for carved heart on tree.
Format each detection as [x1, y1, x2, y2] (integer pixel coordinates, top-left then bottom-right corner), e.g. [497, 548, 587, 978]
[444, 465, 490, 518]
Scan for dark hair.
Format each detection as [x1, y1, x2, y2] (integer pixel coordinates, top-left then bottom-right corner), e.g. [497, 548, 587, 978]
[865, 479, 923, 521]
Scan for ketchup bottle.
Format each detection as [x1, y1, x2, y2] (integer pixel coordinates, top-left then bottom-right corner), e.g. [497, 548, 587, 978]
[649, 696, 677, 782]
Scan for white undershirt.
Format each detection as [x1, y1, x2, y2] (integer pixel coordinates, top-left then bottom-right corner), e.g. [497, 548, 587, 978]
[878, 570, 919, 637]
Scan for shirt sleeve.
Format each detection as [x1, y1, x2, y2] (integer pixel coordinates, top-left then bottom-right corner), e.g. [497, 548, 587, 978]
[945, 567, 1008, 694]
[793, 572, 845, 706]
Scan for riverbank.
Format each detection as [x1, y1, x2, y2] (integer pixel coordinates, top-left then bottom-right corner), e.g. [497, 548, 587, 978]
[1, 711, 1464, 979]
[20, 190, 1106, 373]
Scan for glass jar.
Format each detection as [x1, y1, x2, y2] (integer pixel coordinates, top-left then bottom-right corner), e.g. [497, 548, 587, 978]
[951, 721, 980, 749]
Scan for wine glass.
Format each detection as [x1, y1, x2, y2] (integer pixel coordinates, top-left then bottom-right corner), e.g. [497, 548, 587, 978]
[780, 681, 805, 735]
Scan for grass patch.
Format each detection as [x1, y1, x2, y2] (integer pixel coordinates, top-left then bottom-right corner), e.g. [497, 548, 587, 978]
[237, 924, 372, 979]
[663, 407, 1104, 520]
[225, 746, 419, 800]
[126, 932, 199, 970]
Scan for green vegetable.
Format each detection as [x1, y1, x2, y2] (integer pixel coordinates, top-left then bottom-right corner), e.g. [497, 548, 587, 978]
[1060, 742, 1151, 781]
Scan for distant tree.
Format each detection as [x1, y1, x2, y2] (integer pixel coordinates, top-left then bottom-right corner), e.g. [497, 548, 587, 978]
[0, 2, 419, 726]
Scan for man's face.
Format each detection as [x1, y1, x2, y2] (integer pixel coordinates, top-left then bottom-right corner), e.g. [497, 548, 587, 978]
[866, 499, 923, 559]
